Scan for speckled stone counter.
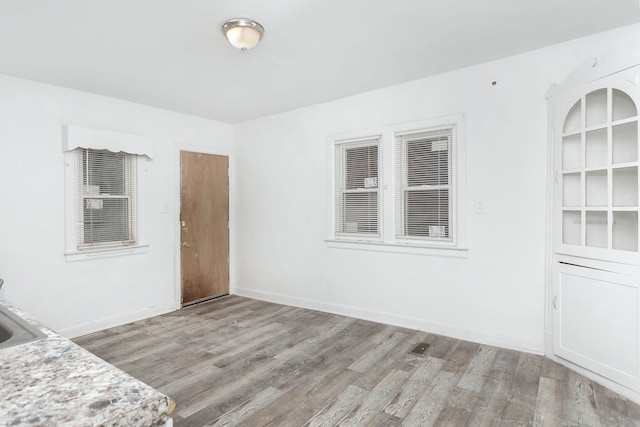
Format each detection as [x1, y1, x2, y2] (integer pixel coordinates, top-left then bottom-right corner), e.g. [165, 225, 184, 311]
[0, 300, 172, 427]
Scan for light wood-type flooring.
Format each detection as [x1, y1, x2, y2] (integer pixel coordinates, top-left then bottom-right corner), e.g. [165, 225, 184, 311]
[74, 296, 640, 426]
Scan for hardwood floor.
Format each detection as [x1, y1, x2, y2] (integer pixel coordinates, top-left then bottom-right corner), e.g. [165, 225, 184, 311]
[74, 296, 640, 426]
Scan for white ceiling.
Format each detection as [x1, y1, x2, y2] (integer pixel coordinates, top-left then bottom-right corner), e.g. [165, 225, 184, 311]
[0, 0, 639, 124]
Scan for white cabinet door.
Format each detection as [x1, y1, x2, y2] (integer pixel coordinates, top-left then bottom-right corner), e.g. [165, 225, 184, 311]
[554, 263, 640, 389]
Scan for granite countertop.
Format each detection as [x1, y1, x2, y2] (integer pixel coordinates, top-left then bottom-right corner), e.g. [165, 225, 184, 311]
[0, 300, 172, 427]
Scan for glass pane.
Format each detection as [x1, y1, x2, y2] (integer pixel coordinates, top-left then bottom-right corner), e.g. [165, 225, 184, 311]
[404, 189, 449, 238]
[339, 192, 378, 234]
[613, 121, 638, 164]
[406, 137, 450, 186]
[345, 145, 378, 190]
[585, 170, 608, 207]
[613, 211, 638, 251]
[613, 167, 638, 207]
[586, 128, 607, 167]
[586, 211, 608, 248]
[562, 134, 581, 170]
[612, 89, 637, 121]
[563, 100, 581, 134]
[563, 173, 581, 207]
[586, 89, 608, 128]
[563, 211, 581, 245]
[83, 198, 129, 243]
[83, 150, 126, 195]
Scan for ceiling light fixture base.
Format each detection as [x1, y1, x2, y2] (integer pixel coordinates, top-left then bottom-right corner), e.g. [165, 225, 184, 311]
[222, 18, 264, 51]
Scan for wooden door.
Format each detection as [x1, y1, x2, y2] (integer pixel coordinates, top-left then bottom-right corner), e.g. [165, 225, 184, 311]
[180, 151, 229, 305]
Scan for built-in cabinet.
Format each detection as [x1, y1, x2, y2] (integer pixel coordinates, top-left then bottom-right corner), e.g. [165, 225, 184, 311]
[550, 52, 640, 403]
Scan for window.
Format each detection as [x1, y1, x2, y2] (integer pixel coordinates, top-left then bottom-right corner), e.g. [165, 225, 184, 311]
[395, 127, 453, 243]
[328, 115, 465, 256]
[75, 149, 137, 248]
[334, 137, 381, 238]
[62, 125, 152, 261]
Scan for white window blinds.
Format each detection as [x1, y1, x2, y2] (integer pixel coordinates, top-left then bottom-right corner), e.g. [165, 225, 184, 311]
[395, 127, 453, 241]
[75, 149, 137, 248]
[335, 138, 380, 237]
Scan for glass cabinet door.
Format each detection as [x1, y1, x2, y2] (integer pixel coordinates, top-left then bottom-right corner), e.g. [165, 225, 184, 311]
[561, 88, 639, 252]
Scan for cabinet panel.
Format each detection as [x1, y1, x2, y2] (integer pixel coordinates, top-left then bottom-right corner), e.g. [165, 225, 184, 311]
[613, 212, 639, 251]
[586, 211, 608, 248]
[556, 264, 640, 389]
[613, 167, 638, 207]
[586, 89, 608, 127]
[563, 211, 582, 245]
[585, 170, 608, 207]
[563, 102, 582, 134]
[563, 173, 581, 207]
[586, 128, 608, 167]
[613, 89, 637, 121]
[613, 122, 638, 164]
[562, 134, 582, 169]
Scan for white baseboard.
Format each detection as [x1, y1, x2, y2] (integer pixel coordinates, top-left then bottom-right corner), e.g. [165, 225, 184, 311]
[234, 287, 544, 355]
[59, 302, 179, 339]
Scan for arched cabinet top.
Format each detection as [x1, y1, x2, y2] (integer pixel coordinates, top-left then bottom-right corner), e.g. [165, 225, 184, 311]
[547, 48, 640, 100]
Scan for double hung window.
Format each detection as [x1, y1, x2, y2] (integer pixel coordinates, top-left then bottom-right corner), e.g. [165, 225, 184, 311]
[334, 138, 381, 238]
[75, 148, 137, 248]
[395, 127, 453, 243]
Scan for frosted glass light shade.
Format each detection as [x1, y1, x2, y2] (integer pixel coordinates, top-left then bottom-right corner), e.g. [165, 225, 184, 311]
[222, 18, 264, 50]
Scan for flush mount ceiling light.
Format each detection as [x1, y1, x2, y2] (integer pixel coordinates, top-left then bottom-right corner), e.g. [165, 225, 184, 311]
[222, 18, 264, 50]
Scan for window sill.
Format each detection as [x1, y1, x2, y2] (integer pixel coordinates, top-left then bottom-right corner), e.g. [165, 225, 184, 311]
[64, 244, 148, 262]
[326, 239, 468, 258]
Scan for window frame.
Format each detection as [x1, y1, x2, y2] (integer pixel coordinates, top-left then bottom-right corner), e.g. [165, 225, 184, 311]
[395, 124, 458, 247]
[327, 115, 467, 257]
[75, 148, 137, 250]
[62, 125, 153, 262]
[332, 135, 383, 242]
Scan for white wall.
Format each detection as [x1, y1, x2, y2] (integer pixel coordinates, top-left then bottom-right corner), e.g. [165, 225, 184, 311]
[234, 24, 640, 354]
[0, 74, 233, 337]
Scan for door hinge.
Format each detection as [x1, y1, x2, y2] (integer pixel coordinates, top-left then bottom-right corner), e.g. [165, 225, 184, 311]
[553, 295, 558, 309]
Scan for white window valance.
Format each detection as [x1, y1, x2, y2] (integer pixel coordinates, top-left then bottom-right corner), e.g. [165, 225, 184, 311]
[62, 125, 154, 159]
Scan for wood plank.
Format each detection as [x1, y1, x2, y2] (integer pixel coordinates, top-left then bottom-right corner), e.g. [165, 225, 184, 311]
[339, 369, 410, 426]
[384, 356, 446, 418]
[275, 317, 357, 363]
[205, 386, 283, 427]
[306, 385, 368, 427]
[456, 345, 497, 392]
[348, 330, 408, 373]
[499, 352, 543, 426]
[466, 349, 519, 427]
[533, 377, 565, 427]
[402, 370, 458, 426]
[564, 369, 601, 426]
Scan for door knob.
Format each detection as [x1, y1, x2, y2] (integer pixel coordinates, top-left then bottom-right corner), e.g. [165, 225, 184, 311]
[182, 242, 191, 248]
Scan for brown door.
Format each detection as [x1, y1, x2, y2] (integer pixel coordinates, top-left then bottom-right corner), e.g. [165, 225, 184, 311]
[180, 151, 229, 305]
